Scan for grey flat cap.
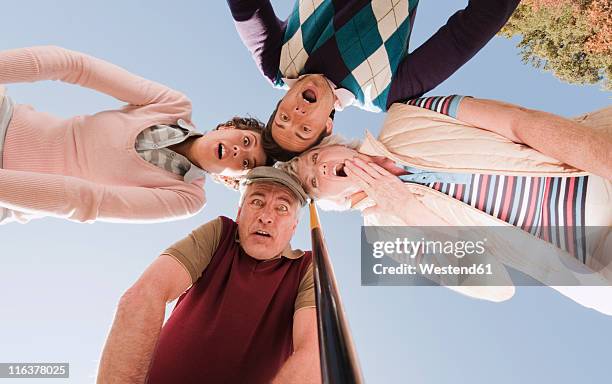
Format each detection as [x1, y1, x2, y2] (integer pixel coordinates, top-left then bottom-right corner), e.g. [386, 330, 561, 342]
[241, 166, 309, 206]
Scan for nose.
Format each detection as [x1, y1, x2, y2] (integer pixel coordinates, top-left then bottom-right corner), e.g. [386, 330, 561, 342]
[295, 100, 308, 115]
[257, 205, 274, 225]
[319, 162, 328, 176]
[232, 145, 240, 157]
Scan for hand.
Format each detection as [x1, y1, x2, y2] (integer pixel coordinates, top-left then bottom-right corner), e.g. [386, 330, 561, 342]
[344, 158, 423, 222]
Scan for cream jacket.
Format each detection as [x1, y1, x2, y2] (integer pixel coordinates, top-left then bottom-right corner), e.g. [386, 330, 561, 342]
[358, 103, 612, 313]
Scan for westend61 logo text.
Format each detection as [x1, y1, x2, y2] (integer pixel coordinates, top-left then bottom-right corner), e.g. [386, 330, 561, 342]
[372, 238, 488, 259]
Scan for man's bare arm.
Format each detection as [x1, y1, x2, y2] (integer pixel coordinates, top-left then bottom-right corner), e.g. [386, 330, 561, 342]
[457, 98, 612, 180]
[272, 307, 321, 384]
[97, 255, 192, 383]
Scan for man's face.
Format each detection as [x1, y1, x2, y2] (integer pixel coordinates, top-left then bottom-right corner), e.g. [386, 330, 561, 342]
[294, 145, 364, 200]
[195, 127, 268, 177]
[237, 183, 300, 260]
[271, 74, 336, 152]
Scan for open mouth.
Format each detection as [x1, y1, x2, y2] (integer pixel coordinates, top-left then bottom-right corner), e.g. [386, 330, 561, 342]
[217, 143, 226, 160]
[253, 230, 272, 238]
[302, 89, 317, 103]
[332, 163, 348, 177]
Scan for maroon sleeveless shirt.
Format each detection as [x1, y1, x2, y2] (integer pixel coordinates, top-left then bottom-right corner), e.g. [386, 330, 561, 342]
[146, 216, 313, 384]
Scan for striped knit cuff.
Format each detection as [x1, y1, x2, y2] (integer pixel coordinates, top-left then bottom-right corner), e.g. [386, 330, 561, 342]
[405, 95, 467, 118]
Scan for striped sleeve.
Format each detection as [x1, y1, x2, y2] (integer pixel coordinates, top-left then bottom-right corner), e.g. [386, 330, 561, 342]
[427, 175, 590, 263]
[405, 95, 466, 118]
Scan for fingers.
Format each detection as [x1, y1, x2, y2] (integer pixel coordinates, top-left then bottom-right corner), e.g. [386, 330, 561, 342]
[347, 158, 396, 182]
[345, 158, 402, 199]
[366, 161, 395, 177]
[344, 160, 376, 186]
[344, 163, 374, 193]
[349, 158, 384, 179]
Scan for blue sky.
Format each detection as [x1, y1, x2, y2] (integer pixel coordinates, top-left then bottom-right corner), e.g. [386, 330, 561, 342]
[0, 1, 610, 383]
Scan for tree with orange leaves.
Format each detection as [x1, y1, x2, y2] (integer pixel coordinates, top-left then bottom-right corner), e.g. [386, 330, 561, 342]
[500, 0, 611, 90]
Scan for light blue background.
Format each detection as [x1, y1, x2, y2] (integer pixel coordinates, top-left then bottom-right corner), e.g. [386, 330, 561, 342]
[0, 1, 610, 383]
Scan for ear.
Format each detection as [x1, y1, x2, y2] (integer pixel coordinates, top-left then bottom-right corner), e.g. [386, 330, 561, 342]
[236, 206, 242, 223]
[324, 117, 334, 135]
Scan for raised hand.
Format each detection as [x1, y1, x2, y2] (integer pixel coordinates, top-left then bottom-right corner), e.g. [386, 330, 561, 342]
[344, 158, 425, 223]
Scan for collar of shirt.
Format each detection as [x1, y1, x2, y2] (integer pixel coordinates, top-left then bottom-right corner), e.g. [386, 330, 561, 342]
[282, 75, 355, 111]
[234, 232, 305, 260]
[135, 124, 207, 184]
[0, 92, 14, 169]
[165, 119, 208, 183]
[173, 129, 207, 184]
[183, 162, 207, 184]
[395, 162, 471, 185]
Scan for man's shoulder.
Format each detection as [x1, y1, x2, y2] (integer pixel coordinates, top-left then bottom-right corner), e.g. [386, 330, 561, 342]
[295, 251, 313, 275]
[187, 216, 235, 244]
[217, 215, 236, 228]
[197, 215, 236, 229]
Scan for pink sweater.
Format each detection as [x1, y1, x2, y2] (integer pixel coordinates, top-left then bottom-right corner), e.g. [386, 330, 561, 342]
[0, 46, 206, 223]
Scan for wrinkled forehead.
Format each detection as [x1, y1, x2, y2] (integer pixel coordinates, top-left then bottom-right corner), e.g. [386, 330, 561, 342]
[294, 153, 314, 184]
[293, 151, 320, 198]
[244, 182, 298, 205]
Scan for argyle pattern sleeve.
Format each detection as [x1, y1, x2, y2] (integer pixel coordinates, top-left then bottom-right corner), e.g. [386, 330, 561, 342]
[228, 0, 519, 113]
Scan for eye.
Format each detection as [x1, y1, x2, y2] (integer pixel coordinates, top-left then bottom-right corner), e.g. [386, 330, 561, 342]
[280, 113, 289, 122]
[311, 152, 318, 164]
[311, 177, 318, 189]
[243, 136, 250, 146]
[277, 204, 289, 213]
[303, 126, 311, 133]
[251, 198, 264, 207]
[242, 159, 250, 169]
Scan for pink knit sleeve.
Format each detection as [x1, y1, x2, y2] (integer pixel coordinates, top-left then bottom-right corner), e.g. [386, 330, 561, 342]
[0, 46, 190, 109]
[0, 169, 205, 223]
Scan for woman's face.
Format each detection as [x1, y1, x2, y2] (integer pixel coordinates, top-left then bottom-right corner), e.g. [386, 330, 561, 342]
[196, 127, 267, 177]
[294, 145, 363, 200]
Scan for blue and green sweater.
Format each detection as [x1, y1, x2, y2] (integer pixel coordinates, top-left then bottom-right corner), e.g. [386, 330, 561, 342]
[227, 0, 519, 112]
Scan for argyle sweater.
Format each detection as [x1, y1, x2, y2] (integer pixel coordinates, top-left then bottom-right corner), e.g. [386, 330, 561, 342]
[227, 0, 520, 112]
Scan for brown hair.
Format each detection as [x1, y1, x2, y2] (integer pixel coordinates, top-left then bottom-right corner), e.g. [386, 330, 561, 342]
[211, 116, 275, 190]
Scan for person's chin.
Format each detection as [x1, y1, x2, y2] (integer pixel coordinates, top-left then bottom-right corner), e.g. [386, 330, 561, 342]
[242, 241, 279, 260]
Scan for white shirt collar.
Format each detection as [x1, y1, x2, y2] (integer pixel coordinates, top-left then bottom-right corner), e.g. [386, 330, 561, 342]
[282, 75, 355, 111]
